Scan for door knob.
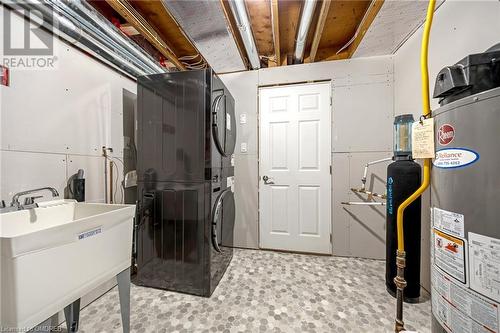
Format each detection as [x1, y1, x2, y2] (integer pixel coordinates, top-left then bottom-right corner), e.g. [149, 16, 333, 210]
[262, 175, 274, 185]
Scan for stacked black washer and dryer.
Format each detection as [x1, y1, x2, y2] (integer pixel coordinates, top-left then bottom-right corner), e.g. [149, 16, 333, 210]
[134, 69, 236, 297]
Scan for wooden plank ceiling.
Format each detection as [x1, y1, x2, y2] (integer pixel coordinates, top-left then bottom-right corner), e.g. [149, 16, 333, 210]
[89, 0, 383, 72]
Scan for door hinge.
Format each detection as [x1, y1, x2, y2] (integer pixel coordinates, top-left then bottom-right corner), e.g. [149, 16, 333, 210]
[330, 233, 332, 244]
[329, 165, 332, 174]
[330, 96, 332, 106]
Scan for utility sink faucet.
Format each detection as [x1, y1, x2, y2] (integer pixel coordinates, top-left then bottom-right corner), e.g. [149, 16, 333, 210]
[10, 187, 60, 210]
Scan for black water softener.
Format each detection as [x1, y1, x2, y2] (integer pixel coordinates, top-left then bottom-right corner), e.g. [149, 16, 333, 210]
[386, 115, 422, 302]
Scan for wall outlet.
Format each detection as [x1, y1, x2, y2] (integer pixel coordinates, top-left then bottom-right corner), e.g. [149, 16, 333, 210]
[240, 142, 247, 153]
[240, 113, 247, 124]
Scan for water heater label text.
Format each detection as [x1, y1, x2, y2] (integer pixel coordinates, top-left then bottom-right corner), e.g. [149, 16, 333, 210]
[433, 148, 479, 169]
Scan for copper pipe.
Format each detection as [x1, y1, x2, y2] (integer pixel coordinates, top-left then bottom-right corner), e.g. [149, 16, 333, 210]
[109, 161, 114, 204]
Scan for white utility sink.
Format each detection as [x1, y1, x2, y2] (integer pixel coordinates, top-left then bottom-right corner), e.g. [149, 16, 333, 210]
[0, 199, 135, 331]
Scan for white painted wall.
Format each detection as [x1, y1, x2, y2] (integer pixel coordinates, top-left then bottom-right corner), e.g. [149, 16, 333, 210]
[0, 8, 135, 205]
[394, 0, 500, 291]
[221, 55, 394, 259]
[0, 8, 134, 322]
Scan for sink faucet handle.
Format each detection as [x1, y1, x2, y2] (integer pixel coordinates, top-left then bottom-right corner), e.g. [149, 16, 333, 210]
[24, 196, 43, 206]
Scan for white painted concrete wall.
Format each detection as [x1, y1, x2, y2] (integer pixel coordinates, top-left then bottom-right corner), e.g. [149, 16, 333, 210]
[394, 0, 500, 291]
[221, 55, 394, 259]
[0, 8, 135, 205]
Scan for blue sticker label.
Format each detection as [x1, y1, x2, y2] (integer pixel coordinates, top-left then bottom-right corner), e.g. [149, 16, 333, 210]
[433, 148, 479, 169]
[387, 176, 394, 215]
[78, 227, 102, 240]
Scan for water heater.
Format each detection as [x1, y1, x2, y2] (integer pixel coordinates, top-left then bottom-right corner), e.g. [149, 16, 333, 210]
[430, 45, 500, 332]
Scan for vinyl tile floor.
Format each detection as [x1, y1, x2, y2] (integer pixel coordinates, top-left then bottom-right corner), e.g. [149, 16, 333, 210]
[77, 249, 431, 333]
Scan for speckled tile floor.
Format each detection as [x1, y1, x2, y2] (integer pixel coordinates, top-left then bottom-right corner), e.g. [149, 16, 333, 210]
[77, 249, 431, 332]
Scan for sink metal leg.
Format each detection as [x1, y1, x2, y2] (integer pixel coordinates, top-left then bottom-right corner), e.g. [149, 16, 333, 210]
[117, 267, 131, 333]
[64, 298, 81, 332]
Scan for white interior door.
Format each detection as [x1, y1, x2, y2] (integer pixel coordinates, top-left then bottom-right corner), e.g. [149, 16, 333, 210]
[259, 82, 332, 254]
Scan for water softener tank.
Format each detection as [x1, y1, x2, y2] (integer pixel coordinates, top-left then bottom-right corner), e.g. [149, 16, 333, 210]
[430, 46, 500, 332]
[386, 115, 422, 302]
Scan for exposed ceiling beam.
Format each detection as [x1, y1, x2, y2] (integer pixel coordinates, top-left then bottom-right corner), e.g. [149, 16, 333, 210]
[220, 0, 250, 70]
[347, 0, 385, 58]
[105, 0, 186, 70]
[308, 0, 331, 63]
[270, 0, 280, 67]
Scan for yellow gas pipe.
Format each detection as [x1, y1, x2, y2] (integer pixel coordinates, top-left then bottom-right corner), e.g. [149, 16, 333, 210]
[394, 0, 436, 332]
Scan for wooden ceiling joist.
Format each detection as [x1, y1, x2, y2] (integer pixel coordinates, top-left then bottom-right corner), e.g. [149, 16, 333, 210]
[95, 0, 384, 71]
[105, 0, 185, 70]
[270, 0, 281, 67]
[309, 0, 331, 63]
[346, 0, 385, 58]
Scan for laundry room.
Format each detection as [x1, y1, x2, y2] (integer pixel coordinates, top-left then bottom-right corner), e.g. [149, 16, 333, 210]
[1, 0, 499, 332]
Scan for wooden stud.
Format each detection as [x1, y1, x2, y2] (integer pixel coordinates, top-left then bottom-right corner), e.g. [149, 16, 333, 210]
[309, 0, 331, 63]
[270, 0, 281, 66]
[105, 0, 186, 70]
[347, 0, 385, 58]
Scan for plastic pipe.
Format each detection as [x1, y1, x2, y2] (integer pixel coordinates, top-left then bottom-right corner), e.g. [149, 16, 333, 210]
[361, 157, 392, 190]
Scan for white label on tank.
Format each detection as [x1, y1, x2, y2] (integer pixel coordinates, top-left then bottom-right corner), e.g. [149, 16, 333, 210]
[433, 228, 467, 284]
[433, 207, 465, 238]
[433, 148, 479, 169]
[226, 113, 231, 130]
[431, 267, 500, 332]
[469, 233, 500, 303]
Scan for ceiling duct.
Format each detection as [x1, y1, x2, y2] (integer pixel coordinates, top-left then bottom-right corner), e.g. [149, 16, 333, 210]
[6, 0, 165, 78]
[161, 0, 246, 73]
[293, 0, 317, 64]
[228, 0, 260, 70]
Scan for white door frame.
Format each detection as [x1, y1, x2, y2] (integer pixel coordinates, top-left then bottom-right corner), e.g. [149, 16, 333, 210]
[257, 81, 332, 254]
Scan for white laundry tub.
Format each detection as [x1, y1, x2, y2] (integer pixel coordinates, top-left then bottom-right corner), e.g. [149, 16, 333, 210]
[0, 199, 135, 330]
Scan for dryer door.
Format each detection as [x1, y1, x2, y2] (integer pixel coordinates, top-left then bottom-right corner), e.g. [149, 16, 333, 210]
[212, 91, 236, 157]
[211, 187, 234, 252]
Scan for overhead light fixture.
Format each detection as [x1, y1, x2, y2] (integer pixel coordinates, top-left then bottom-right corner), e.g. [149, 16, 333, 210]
[228, 0, 261, 69]
[293, 0, 317, 64]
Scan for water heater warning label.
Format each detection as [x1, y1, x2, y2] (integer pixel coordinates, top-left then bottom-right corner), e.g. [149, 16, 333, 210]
[469, 232, 500, 303]
[433, 207, 465, 238]
[433, 229, 467, 284]
[432, 267, 500, 332]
